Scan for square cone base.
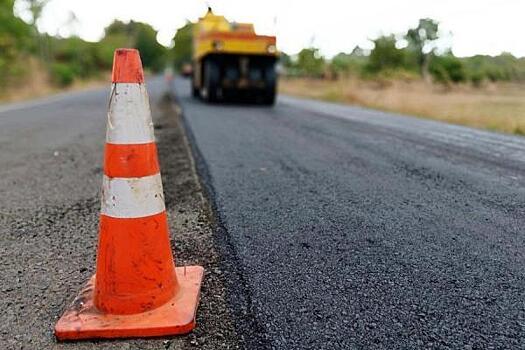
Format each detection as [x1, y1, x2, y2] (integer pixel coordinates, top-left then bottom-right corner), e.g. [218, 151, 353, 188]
[54, 266, 204, 341]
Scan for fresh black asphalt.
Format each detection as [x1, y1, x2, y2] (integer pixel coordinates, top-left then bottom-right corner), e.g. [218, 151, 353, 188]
[175, 78, 525, 349]
[1, 76, 524, 349]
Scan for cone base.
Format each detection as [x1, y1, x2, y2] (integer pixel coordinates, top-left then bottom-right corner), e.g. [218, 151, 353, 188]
[54, 266, 204, 341]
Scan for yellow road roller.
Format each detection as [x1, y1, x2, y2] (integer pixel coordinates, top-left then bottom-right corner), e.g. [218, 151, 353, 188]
[192, 8, 278, 104]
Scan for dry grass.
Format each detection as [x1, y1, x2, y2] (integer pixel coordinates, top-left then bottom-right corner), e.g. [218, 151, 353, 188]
[0, 58, 109, 104]
[279, 78, 525, 135]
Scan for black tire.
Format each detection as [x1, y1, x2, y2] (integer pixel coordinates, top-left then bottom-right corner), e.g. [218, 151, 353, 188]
[262, 85, 276, 105]
[190, 71, 198, 98]
[262, 64, 277, 105]
[203, 59, 220, 102]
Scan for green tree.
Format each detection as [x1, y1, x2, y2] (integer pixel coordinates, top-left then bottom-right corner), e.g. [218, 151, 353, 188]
[134, 23, 167, 72]
[45, 19, 169, 86]
[24, 0, 49, 27]
[18, 0, 51, 59]
[0, 0, 32, 87]
[330, 52, 351, 76]
[429, 54, 466, 84]
[50, 36, 98, 79]
[104, 20, 135, 38]
[296, 47, 325, 77]
[405, 18, 439, 80]
[366, 35, 405, 73]
[171, 22, 193, 71]
[463, 53, 525, 83]
[101, 20, 168, 72]
[330, 46, 367, 78]
[279, 52, 292, 68]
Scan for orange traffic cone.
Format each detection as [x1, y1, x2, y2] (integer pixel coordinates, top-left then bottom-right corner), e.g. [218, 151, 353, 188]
[54, 49, 204, 340]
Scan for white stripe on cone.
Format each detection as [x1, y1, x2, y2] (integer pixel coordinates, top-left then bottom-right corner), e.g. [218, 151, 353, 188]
[101, 173, 165, 218]
[106, 83, 155, 145]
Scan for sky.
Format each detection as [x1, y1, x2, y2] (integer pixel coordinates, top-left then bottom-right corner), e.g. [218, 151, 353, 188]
[15, 0, 525, 58]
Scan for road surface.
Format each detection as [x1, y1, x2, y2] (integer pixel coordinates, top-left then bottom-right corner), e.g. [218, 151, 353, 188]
[0, 78, 239, 350]
[1, 76, 524, 349]
[175, 77, 525, 349]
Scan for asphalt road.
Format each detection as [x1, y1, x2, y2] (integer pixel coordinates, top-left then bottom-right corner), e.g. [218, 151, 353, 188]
[1, 76, 524, 349]
[175, 78, 525, 349]
[0, 78, 239, 350]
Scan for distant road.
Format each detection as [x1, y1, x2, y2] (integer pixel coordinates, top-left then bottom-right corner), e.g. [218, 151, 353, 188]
[176, 77, 525, 349]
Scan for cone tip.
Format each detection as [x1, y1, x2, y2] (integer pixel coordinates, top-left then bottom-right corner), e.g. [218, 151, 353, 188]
[112, 48, 144, 83]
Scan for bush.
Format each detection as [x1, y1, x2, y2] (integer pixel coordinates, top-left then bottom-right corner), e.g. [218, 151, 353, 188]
[49, 37, 101, 79]
[463, 54, 525, 83]
[470, 72, 484, 87]
[295, 48, 325, 77]
[101, 20, 168, 73]
[366, 35, 407, 74]
[329, 48, 367, 78]
[0, 0, 33, 88]
[429, 55, 466, 84]
[50, 63, 75, 86]
[95, 34, 128, 69]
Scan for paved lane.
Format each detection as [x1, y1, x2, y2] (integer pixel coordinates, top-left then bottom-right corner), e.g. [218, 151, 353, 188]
[0, 78, 238, 350]
[176, 78, 525, 349]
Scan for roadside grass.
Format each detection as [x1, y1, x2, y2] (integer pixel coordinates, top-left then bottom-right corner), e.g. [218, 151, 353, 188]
[279, 78, 525, 136]
[0, 58, 110, 103]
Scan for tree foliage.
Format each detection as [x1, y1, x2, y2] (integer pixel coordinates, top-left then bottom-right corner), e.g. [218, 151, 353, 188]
[41, 20, 169, 86]
[330, 46, 367, 78]
[405, 18, 439, 77]
[313, 17, 525, 86]
[0, 0, 170, 92]
[24, 0, 49, 26]
[295, 48, 325, 77]
[0, 0, 33, 86]
[102, 20, 168, 72]
[429, 54, 466, 84]
[366, 35, 406, 73]
[2, 5, 525, 92]
[171, 22, 193, 70]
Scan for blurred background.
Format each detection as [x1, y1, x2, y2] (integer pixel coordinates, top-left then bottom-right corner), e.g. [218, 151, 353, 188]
[2, 0, 525, 134]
